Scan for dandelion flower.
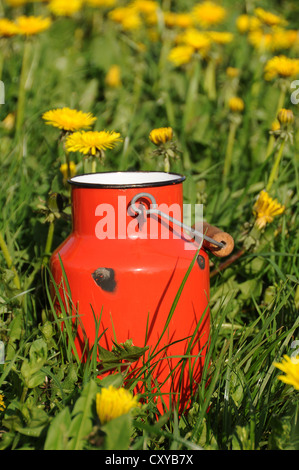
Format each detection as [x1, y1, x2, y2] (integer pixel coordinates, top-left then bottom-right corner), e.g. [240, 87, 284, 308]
[130, 0, 159, 15]
[273, 355, 299, 390]
[164, 12, 194, 29]
[253, 190, 285, 229]
[254, 7, 286, 28]
[48, 0, 83, 17]
[236, 14, 261, 34]
[168, 45, 194, 66]
[178, 28, 211, 53]
[207, 31, 233, 45]
[65, 130, 122, 156]
[96, 386, 140, 425]
[228, 96, 244, 113]
[42, 108, 97, 132]
[149, 127, 173, 145]
[109, 7, 141, 30]
[105, 65, 122, 88]
[85, 0, 116, 6]
[0, 394, 5, 412]
[226, 67, 240, 78]
[270, 28, 299, 52]
[248, 30, 273, 52]
[192, 1, 227, 28]
[0, 18, 20, 37]
[264, 55, 299, 81]
[16, 16, 52, 36]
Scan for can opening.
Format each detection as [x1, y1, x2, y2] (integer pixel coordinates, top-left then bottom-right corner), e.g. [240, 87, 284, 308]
[69, 171, 185, 188]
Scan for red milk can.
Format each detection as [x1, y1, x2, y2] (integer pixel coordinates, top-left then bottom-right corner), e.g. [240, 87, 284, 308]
[50, 171, 233, 413]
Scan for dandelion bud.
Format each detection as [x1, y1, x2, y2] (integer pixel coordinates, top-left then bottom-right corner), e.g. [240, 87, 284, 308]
[149, 127, 173, 146]
[226, 67, 239, 78]
[271, 120, 281, 132]
[277, 108, 294, 125]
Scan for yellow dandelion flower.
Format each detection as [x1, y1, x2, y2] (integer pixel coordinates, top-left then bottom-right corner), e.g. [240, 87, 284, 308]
[122, 14, 142, 31]
[85, 0, 116, 7]
[96, 386, 140, 425]
[149, 127, 173, 145]
[163, 11, 194, 29]
[65, 130, 122, 156]
[273, 355, 299, 390]
[60, 161, 77, 181]
[192, 1, 227, 29]
[0, 18, 20, 37]
[48, 0, 83, 17]
[228, 96, 244, 113]
[0, 393, 5, 412]
[105, 65, 122, 88]
[16, 16, 52, 36]
[236, 14, 261, 34]
[207, 31, 233, 45]
[42, 108, 97, 132]
[109, 7, 141, 30]
[270, 28, 299, 52]
[163, 12, 178, 28]
[248, 30, 273, 52]
[254, 7, 286, 28]
[253, 190, 285, 230]
[168, 45, 194, 66]
[277, 108, 294, 125]
[130, 0, 158, 15]
[264, 55, 299, 81]
[226, 67, 240, 78]
[178, 28, 211, 53]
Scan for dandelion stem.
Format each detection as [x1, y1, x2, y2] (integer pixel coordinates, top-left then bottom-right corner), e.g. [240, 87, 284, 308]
[42, 220, 55, 266]
[91, 158, 97, 173]
[183, 60, 200, 135]
[0, 230, 21, 289]
[15, 38, 32, 140]
[266, 138, 286, 192]
[265, 134, 276, 159]
[204, 59, 216, 101]
[164, 154, 170, 172]
[276, 85, 286, 116]
[223, 120, 238, 185]
[65, 150, 71, 179]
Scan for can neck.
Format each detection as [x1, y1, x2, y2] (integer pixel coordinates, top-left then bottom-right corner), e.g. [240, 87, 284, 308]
[71, 184, 184, 239]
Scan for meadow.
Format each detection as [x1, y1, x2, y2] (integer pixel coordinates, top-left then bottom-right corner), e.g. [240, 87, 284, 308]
[0, 0, 298, 451]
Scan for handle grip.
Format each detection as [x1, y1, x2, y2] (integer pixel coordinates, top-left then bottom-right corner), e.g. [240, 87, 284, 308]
[195, 222, 234, 258]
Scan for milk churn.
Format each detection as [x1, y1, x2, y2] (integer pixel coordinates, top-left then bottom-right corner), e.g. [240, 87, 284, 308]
[50, 171, 233, 412]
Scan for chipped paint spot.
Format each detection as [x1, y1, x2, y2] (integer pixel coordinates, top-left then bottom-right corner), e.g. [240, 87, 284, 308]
[92, 267, 116, 292]
[197, 255, 205, 270]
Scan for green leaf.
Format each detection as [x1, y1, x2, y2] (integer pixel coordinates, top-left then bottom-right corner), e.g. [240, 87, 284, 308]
[98, 339, 149, 369]
[16, 407, 49, 438]
[20, 338, 47, 388]
[44, 407, 72, 450]
[102, 414, 132, 450]
[67, 379, 98, 450]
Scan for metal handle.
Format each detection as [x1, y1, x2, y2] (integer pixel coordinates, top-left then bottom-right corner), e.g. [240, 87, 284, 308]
[129, 192, 226, 250]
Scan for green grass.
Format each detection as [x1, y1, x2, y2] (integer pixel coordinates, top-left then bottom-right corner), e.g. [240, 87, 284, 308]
[0, 0, 299, 450]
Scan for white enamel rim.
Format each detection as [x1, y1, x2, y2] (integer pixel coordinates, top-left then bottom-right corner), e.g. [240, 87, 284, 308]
[69, 171, 185, 188]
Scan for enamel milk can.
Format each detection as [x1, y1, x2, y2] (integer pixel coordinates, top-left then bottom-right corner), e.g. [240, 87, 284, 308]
[50, 171, 233, 413]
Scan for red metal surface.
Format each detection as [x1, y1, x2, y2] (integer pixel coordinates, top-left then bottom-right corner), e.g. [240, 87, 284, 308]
[50, 172, 210, 413]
